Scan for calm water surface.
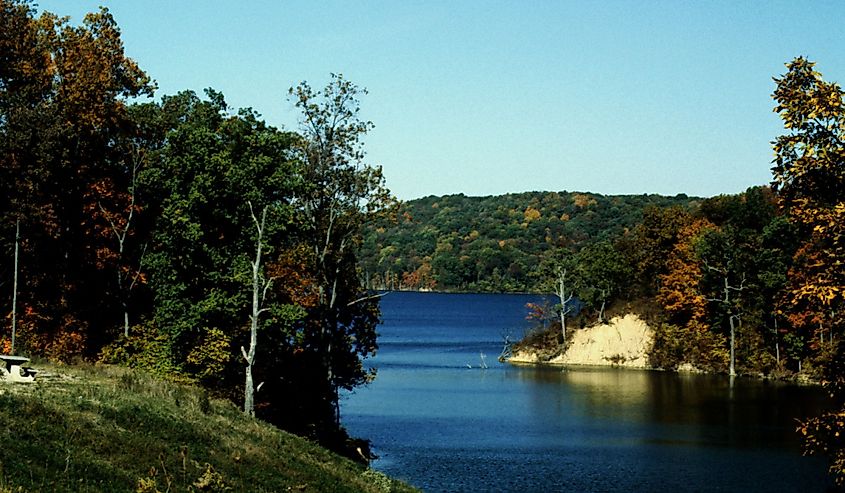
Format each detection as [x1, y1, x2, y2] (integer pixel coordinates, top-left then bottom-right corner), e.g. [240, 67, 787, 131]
[342, 292, 831, 492]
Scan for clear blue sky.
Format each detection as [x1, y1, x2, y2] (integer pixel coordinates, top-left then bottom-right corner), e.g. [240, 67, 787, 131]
[36, 0, 845, 201]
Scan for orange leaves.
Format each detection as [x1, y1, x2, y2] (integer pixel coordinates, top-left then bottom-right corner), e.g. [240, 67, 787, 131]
[798, 411, 845, 486]
[1, 3, 155, 362]
[51, 8, 153, 132]
[47, 326, 86, 362]
[267, 244, 319, 308]
[657, 219, 716, 324]
[400, 270, 418, 288]
[775, 60, 845, 486]
[9, 303, 51, 356]
[84, 178, 137, 231]
[400, 262, 436, 291]
[81, 177, 137, 268]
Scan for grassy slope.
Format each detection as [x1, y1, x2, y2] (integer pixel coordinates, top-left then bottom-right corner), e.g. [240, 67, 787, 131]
[0, 364, 416, 493]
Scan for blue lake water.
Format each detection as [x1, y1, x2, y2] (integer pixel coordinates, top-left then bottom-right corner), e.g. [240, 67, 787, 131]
[342, 291, 831, 492]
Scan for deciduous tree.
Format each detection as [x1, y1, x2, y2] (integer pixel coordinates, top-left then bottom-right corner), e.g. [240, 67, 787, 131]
[288, 74, 394, 431]
[772, 57, 845, 485]
[772, 56, 844, 336]
[0, 1, 152, 357]
[577, 240, 631, 322]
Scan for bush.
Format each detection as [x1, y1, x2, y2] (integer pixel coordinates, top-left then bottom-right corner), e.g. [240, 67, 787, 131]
[99, 321, 187, 379]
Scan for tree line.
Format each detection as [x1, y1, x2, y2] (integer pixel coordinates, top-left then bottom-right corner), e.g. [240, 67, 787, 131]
[360, 57, 845, 484]
[2, 1, 843, 484]
[517, 58, 841, 485]
[360, 191, 697, 292]
[0, 1, 391, 458]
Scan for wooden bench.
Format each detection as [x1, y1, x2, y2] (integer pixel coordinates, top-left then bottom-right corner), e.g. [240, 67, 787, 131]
[0, 355, 37, 383]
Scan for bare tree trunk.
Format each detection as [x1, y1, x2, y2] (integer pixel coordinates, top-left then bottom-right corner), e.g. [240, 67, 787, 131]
[10, 218, 19, 354]
[704, 264, 744, 379]
[558, 270, 566, 343]
[598, 288, 607, 324]
[556, 267, 574, 345]
[243, 203, 271, 417]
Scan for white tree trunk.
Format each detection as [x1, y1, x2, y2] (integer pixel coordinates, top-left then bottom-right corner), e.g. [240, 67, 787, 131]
[704, 265, 744, 379]
[244, 203, 269, 417]
[556, 268, 573, 345]
[11, 218, 19, 354]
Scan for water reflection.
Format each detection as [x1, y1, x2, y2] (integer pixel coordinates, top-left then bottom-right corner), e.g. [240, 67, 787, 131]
[343, 293, 832, 492]
[510, 366, 828, 451]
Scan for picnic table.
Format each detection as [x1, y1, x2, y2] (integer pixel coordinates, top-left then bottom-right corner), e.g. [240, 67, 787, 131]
[0, 355, 38, 383]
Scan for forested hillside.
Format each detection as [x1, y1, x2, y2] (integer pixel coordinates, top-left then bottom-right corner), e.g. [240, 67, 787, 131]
[360, 191, 698, 292]
[1, 0, 844, 487]
[0, 1, 389, 459]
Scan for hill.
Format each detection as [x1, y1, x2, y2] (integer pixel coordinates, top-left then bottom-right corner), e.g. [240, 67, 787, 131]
[0, 364, 416, 493]
[360, 191, 699, 292]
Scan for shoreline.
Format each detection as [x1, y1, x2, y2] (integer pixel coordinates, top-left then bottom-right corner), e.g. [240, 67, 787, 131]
[507, 314, 654, 369]
[505, 313, 821, 385]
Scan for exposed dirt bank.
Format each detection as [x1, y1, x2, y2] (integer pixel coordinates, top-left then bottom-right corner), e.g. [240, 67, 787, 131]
[508, 314, 653, 368]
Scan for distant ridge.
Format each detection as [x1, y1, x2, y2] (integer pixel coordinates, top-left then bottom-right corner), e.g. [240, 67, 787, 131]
[360, 190, 699, 293]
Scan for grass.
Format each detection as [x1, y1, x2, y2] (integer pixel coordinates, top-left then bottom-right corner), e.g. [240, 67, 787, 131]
[0, 363, 417, 493]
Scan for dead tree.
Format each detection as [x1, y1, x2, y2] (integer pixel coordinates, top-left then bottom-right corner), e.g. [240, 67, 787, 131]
[498, 330, 514, 362]
[705, 263, 745, 377]
[243, 202, 274, 417]
[556, 267, 575, 344]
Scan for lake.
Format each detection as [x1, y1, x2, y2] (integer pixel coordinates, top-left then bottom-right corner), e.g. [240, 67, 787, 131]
[342, 291, 831, 492]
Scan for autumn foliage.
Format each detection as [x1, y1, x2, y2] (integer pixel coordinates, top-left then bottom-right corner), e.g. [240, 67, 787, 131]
[1, 2, 844, 480]
[1, 1, 387, 460]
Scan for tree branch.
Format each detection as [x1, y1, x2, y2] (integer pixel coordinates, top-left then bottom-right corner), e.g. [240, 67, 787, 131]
[347, 292, 387, 307]
[128, 242, 148, 291]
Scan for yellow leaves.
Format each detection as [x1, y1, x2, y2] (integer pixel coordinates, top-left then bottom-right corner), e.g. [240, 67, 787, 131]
[523, 207, 541, 222]
[573, 193, 597, 208]
[186, 327, 231, 382]
[776, 59, 845, 487]
[773, 59, 844, 328]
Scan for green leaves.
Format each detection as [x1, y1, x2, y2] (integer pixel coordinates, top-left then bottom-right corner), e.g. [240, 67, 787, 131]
[360, 192, 698, 293]
[773, 57, 845, 486]
[136, 89, 303, 385]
